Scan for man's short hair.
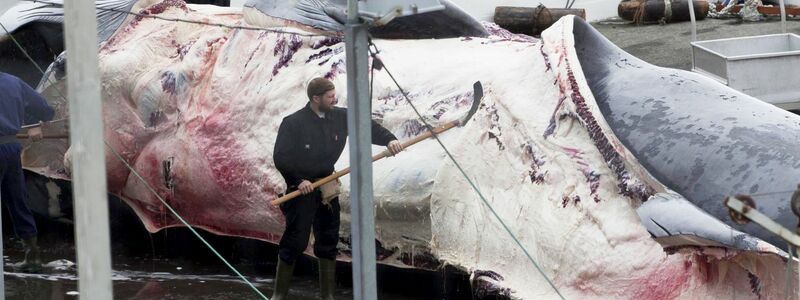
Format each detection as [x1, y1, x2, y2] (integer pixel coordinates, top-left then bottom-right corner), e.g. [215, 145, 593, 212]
[307, 77, 335, 100]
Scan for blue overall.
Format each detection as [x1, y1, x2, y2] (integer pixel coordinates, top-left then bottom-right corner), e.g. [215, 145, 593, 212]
[0, 72, 54, 239]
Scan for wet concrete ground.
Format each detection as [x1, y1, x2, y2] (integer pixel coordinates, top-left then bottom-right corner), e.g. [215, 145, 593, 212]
[1, 192, 472, 299]
[2, 232, 468, 299]
[592, 17, 800, 70]
[2, 226, 328, 299]
[3, 260, 355, 299]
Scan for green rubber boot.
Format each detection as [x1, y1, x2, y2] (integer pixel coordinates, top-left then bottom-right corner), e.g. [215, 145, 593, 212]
[319, 258, 336, 300]
[271, 257, 295, 300]
[13, 236, 42, 273]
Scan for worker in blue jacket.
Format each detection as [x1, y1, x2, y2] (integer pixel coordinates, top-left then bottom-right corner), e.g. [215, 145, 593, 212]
[0, 71, 55, 272]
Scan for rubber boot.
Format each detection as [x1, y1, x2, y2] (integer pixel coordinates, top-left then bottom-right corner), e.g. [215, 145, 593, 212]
[319, 258, 336, 300]
[272, 257, 294, 300]
[14, 236, 42, 273]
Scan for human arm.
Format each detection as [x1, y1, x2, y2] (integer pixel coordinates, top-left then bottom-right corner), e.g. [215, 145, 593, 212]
[19, 80, 54, 124]
[273, 119, 306, 189]
[371, 120, 403, 156]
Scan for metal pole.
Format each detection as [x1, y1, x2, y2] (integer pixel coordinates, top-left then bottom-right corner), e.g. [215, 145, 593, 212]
[688, 0, 697, 42]
[62, 1, 113, 299]
[779, 0, 788, 33]
[726, 197, 800, 246]
[348, 0, 359, 23]
[345, 0, 378, 299]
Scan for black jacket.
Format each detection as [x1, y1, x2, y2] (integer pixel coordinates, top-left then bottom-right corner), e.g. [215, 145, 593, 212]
[273, 103, 397, 187]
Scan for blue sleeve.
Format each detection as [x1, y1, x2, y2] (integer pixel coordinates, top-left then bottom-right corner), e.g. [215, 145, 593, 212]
[19, 79, 55, 124]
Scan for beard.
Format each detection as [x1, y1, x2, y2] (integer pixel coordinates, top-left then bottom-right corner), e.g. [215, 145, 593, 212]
[319, 102, 335, 112]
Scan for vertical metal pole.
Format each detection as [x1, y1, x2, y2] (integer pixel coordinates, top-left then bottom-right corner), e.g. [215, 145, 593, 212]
[779, 0, 788, 33]
[345, 0, 378, 299]
[688, 0, 697, 42]
[348, 0, 359, 23]
[62, 1, 113, 299]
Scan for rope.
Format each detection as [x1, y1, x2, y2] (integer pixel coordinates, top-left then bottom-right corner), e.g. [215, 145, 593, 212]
[663, 0, 673, 24]
[0, 23, 51, 77]
[633, 0, 648, 25]
[1, 23, 269, 300]
[20, 0, 338, 38]
[105, 142, 269, 300]
[366, 38, 565, 299]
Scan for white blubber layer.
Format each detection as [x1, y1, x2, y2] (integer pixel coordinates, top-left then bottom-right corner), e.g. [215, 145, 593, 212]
[29, 2, 795, 299]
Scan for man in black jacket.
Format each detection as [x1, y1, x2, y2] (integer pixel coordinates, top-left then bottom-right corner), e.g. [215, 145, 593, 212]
[272, 77, 403, 299]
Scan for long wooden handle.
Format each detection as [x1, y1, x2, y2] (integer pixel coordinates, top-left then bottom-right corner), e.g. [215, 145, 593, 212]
[15, 134, 70, 139]
[20, 118, 70, 129]
[270, 120, 459, 206]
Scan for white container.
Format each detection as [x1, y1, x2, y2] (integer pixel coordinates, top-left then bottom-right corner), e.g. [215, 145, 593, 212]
[691, 33, 800, 110]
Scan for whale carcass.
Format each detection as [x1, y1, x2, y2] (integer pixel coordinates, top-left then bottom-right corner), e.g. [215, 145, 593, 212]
[2, 0, 800, 298]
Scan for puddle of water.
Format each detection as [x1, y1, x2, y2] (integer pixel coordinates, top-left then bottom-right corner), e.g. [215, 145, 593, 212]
[0, 207, 471, 299]
[2, 248, 450, 299]
[4, 259, 350, 300]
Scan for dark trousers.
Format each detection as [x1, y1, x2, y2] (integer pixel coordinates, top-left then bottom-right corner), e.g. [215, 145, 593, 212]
[278, 190, 340, 264]
[0, 143, 37, 239]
